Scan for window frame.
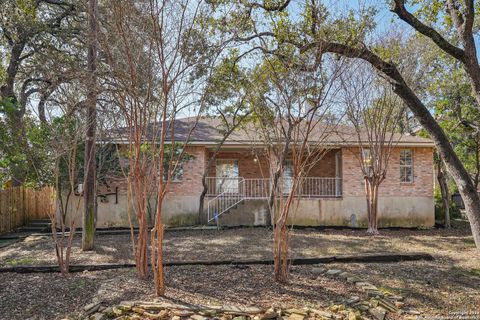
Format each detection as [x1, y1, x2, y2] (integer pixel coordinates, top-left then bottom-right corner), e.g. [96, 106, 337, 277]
[399, 149, 414, 183]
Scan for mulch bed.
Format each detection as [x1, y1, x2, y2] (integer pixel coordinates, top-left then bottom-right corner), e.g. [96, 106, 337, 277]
[0, 223, 478, 319]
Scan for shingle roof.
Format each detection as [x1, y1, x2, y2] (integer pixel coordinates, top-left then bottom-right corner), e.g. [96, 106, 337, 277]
[107, 116, 434, 147]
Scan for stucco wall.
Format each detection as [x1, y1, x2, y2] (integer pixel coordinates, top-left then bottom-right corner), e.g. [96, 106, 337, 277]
[64, 193, 200, 228]
[213, 196, 434, 228]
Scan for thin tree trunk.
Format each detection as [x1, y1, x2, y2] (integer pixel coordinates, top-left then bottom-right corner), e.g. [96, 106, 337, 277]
[437, 158, 451, 228]
[82, 0, 98, 251]
[364, 178, 372, 232]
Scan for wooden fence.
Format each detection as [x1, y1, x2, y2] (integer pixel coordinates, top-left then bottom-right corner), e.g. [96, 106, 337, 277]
[0, 186, 55, 234]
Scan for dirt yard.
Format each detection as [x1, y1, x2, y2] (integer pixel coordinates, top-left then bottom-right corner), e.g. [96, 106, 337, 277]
[0, 222, 479, 319]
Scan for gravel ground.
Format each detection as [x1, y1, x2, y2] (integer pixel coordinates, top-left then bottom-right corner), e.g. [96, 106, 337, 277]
[0, 222, 478, 319]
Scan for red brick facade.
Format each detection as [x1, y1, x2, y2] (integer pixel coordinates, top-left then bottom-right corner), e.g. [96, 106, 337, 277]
[166, 146, 206, 196]
[109, 145, 433, 199]
[342, 147, 434, 197]
[206, 148, 338, 179]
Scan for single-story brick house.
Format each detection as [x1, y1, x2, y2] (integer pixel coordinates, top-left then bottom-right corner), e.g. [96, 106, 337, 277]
[65, 117, 435, 229]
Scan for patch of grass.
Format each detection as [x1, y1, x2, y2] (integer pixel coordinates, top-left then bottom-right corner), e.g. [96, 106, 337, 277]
[5, 256, 37, 266]
[68, 279, 87, 291]
[465, 268, 480, 277]
[452, 266, 480, 278]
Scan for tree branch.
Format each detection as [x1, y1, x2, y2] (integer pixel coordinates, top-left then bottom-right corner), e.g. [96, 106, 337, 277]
[391, 0, 466, 62]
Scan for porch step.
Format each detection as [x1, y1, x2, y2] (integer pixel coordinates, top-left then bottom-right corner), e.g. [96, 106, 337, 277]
[29, 219, 51, 224]
[16, 219, 51, 233]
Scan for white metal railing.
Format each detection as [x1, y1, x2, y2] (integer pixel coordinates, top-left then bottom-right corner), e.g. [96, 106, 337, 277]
[206, 177, 342, 222]
[205, 177, 243, 196]
[206, 177, 342, 198]
[207, 179, 245, 222]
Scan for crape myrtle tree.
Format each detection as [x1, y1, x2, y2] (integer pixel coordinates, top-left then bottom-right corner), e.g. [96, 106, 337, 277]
[249, 51, 345, 282]
[44, 79, 121, 274]
[207, 0, 480, 248]
[102, 0, 222, 295]
[101, 0, 157, 279]
[341, 62, 404, 234]
[50, 112, 85, 275]
[147, 0, 220, 295]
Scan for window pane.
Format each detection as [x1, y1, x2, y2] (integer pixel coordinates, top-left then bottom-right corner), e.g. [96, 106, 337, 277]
[405, 167, 413, 182]
[400, 149, 412, 165]
[400, 166, 413, 182]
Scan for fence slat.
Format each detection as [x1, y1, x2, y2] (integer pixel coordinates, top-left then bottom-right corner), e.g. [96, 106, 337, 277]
[0, 186, 55, 234]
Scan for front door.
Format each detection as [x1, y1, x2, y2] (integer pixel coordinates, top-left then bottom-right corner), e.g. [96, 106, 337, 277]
[283, 160, 293, 193]
[216, 159, 239, 194]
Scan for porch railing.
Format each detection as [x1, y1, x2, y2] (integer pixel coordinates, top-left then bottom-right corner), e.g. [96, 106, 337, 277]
[206, 177, 342, 222]
[205, 176, 342, 198]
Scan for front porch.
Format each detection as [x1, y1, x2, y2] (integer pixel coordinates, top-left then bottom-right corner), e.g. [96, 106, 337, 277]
[205, 176, 343, 199]
[203, 148, 343, 222]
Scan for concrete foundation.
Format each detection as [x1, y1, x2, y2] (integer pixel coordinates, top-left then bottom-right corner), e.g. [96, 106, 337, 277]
[63, 193, 434, 229]
[64, 193, 200, 228]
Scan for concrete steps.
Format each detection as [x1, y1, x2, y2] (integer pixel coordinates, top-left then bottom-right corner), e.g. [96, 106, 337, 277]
[16, 219, 51, 233]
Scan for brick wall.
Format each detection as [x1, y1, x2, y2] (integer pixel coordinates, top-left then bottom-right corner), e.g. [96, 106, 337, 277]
[166, 146, 206, 196]
[342, 147, 434, 197]
[207, 148, 338, 178]
[207, 151, 271, 178]
[103, 145, 207, 197]
[308, 149, 339, 177]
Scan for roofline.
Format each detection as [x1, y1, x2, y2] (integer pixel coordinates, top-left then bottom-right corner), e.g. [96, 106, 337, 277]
[101, 139, 435, 148]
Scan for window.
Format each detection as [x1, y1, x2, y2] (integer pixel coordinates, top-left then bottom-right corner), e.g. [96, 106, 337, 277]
[283, 160, 294, 193]
[163, 162, 184, 182]
[361, 148, 373, 176]
[400, 149, 413, 182]
[216, 159, 239, 193]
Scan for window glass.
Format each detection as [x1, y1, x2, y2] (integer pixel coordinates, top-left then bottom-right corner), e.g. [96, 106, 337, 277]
[283, 160, 293, 193]
[400, 149, 413, 182]
[361, 148, 373, 176]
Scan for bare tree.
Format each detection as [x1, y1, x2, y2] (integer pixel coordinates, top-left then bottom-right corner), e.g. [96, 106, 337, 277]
[251, 52, 345, 282]
[341, 63, 404, 234]
[147, 0, 216, 296]
[47, 84, 87, 274]
[101, 0, 158, 279]
[103, 0, 221, 294]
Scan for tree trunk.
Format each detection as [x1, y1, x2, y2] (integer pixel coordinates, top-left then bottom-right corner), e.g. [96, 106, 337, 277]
[1, 41, 28, 187]
[437, 158, 451, 228]
[82, 0, 98, 251]
[273, 222, 289, 282]
[316, 42, 480, 247]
